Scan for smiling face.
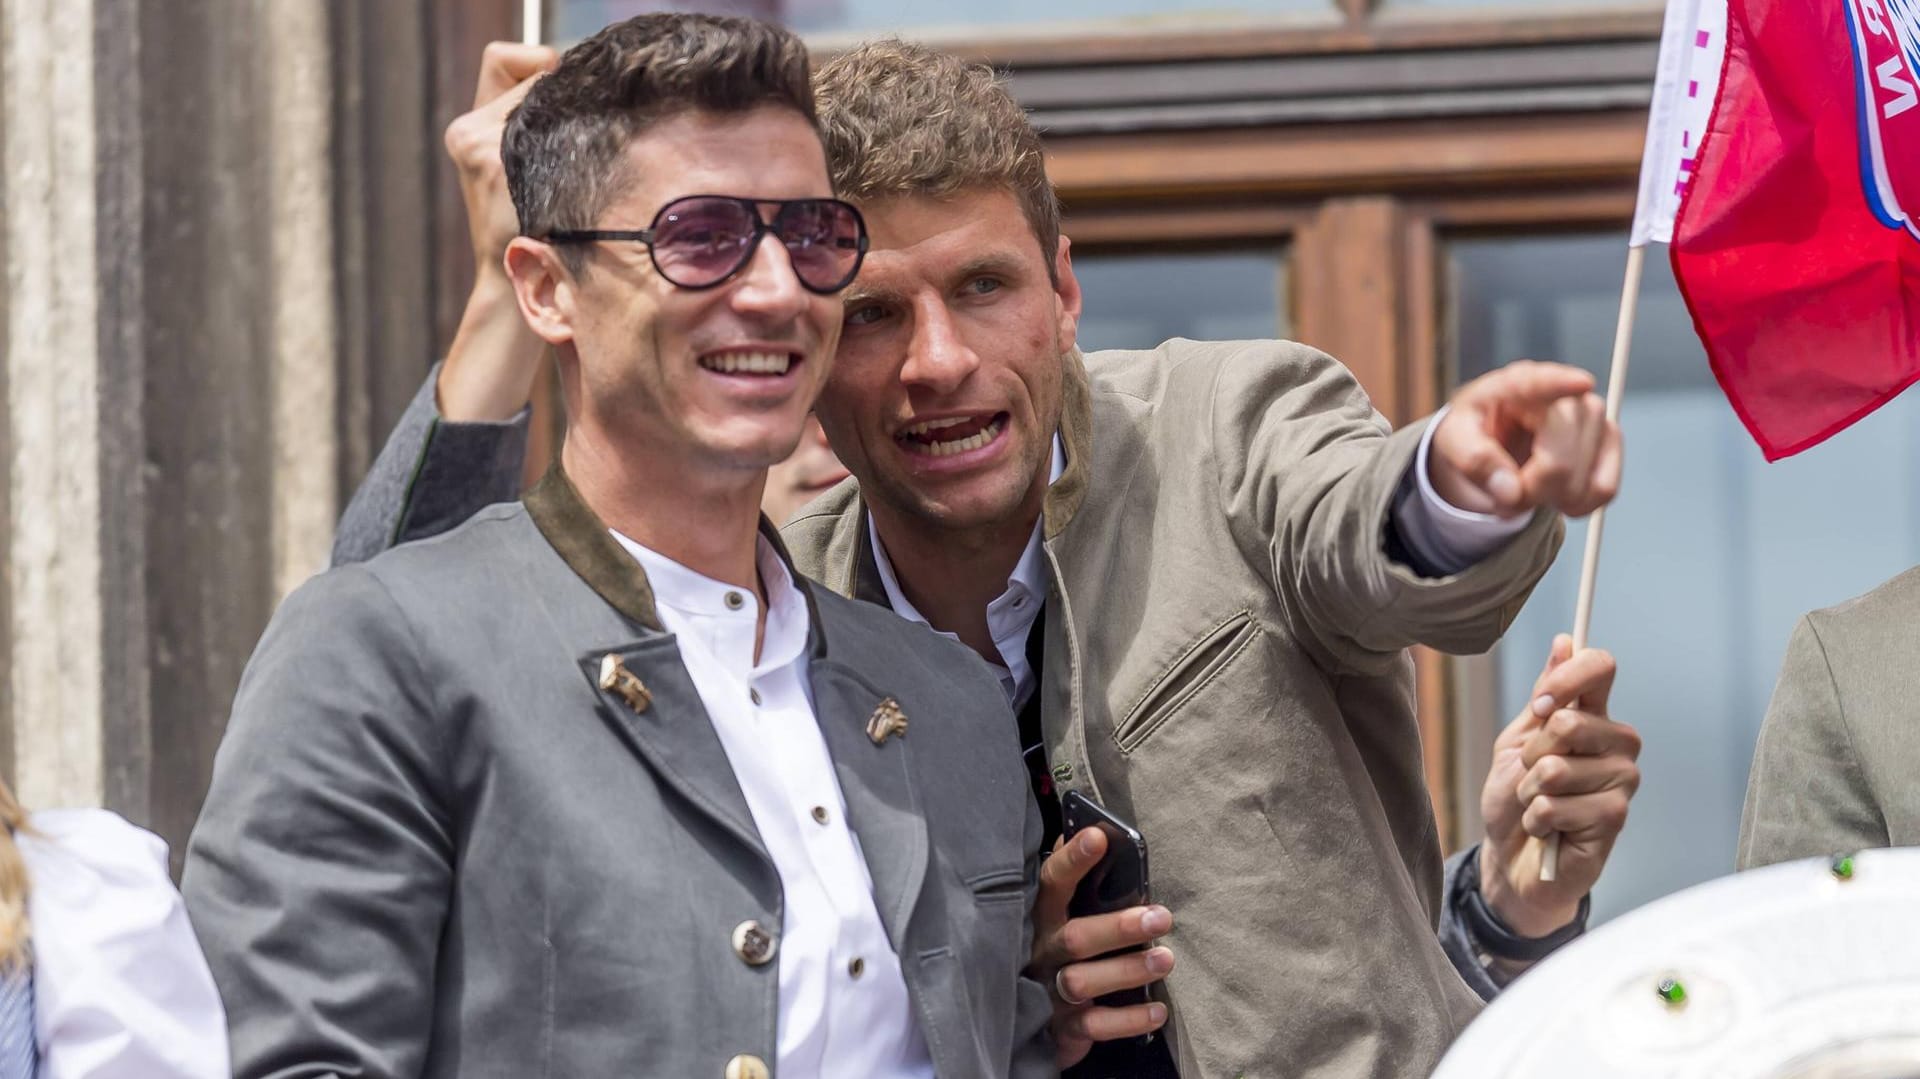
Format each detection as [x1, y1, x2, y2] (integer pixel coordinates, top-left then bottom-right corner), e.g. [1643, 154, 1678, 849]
[517, 106, 844, 477]
[816, 187, 1081, 536]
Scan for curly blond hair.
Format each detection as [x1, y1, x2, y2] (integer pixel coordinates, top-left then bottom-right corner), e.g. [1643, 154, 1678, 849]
[814, 40, 1061, 276]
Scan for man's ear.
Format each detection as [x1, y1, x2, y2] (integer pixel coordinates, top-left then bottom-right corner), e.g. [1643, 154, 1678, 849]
[1052, 234, 1083, 352]
[504, 236, 578, 345]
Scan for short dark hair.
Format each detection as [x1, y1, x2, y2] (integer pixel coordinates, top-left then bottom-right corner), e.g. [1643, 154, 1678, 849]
[503, 13, 817, 267]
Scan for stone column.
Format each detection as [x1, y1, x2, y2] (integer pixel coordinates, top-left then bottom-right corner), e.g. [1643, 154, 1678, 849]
[0, 0, 449, 863]
[2, 0, 108, 811]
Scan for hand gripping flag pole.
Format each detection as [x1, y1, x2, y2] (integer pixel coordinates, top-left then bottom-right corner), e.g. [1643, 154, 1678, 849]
[1540, 0, 1726, 883]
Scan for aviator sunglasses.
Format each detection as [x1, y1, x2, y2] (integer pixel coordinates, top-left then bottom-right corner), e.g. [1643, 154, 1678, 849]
[545, 195, 870, 295]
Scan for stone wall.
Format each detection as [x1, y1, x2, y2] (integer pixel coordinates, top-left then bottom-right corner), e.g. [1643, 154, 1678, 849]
[0, 0, 498, 866]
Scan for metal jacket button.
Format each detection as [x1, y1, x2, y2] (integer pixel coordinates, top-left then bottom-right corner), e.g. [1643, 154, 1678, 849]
[732, 920, 777, 967]
[724, 1054, 770, 1079]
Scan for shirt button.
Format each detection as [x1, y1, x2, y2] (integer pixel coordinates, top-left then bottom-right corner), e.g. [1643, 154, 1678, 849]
[750, 688, 762, 706]
[731, 920, 777, 967]
[848, 956, 866, 979]
[810, 805, 829, 825]
[724, 591, 746, 611]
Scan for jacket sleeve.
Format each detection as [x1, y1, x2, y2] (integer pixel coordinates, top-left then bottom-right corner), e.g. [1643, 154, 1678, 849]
[331, 363, 529, 567]
[1738, 613, 1888, 869]
[1209, 343, 1564, 676]
[182, 568, 453, 1079]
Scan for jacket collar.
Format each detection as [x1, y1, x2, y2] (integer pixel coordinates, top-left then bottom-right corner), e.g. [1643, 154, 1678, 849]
[1044, 348, 1093, 540]
[525, 462, 825, 652]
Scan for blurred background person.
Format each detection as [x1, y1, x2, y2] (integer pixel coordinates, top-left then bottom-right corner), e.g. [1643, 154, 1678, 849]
[1739, 566, 1920, 870]
[762, 416, 850, 525]
[0, 781, 227, 1078]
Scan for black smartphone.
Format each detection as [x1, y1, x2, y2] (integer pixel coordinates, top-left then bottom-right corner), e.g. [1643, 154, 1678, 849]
[1059, 789, 1158, 1039]
[1061, 789, 1151, 919]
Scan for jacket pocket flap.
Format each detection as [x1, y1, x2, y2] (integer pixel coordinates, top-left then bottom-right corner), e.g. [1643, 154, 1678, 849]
[965, 867, 1026, 901]
[1115, 611, 1263, 753]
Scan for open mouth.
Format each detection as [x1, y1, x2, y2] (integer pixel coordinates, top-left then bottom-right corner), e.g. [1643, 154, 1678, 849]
[698, 350, 799, 376]
[895, 412, 1008, 458]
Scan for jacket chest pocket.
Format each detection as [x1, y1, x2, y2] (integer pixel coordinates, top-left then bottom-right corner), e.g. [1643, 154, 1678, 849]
[1114, 611, 1263, 753]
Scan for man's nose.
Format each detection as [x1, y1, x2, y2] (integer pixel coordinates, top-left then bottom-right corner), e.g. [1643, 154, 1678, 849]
[731, 233, 808, 320]
[899, 298, 979, 394]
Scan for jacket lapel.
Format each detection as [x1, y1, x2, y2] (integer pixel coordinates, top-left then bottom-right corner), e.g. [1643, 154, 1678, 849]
[807, 647, 929, 954]
[526, 466, 768, 863]
[1043, 349, 1093, 539]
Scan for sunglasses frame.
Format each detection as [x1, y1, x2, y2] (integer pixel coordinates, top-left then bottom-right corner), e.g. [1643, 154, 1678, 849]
[544, 195, 870, 295]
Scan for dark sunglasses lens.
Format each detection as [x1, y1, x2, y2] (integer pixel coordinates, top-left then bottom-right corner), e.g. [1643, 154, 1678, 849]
[650, 199, 759, 287]
[775, 201, 864, 291]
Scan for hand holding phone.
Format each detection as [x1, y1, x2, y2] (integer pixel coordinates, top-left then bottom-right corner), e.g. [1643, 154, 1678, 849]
[1058, 792, 1163, 1041]
[1062, 790, 1151, 919]
[1032, 798, 1177, 1070]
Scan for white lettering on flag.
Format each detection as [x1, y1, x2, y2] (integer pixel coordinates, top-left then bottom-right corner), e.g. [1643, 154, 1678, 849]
[1849, 0, 1920, 238]
[1630, 0, 1729, 247]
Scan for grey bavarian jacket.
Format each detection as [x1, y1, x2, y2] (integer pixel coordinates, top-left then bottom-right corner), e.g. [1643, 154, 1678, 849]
[186, 468, 1054, 1079]
[333, 346, 1583, 1077]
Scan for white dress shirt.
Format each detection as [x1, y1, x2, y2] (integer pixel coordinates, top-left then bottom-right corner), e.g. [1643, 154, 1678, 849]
[20, 809, 229, 1079]
[872, 426, 1531, 709]
[610, 531, 932, 1079]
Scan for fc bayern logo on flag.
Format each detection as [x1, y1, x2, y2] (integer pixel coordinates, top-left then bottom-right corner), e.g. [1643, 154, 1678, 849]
[1848, 0, 1920, 240]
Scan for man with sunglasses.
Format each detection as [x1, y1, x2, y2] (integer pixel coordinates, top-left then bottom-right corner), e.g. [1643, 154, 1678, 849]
[183, 16, 1052, 1079]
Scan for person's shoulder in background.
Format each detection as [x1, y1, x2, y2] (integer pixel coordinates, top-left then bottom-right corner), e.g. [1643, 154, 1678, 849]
[1739, 564, 1920, 870]
[21, 808, 229, 1079]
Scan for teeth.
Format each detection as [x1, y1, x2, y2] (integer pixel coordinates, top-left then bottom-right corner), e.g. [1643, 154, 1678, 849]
[701, 351, 793, 375]
[902, 416, 972, 437]
[918, 417, 1003, 457]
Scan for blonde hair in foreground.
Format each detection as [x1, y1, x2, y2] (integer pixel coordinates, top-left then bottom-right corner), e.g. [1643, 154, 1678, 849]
[813, 40, 1062, 275]
[0, 781, 27, 971]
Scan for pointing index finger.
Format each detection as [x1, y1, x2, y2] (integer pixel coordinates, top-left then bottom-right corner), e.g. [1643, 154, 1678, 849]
[1478, 361, 1598, 418]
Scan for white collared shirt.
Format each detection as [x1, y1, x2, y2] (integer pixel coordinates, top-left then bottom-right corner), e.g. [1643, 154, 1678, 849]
[610, 531, 932, 1079]
[870, 428, 1530, 710]
[869, 441, 1064, 712]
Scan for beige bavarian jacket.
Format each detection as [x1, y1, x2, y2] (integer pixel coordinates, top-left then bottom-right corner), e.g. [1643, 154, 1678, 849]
[784, 340, 1563, 1078]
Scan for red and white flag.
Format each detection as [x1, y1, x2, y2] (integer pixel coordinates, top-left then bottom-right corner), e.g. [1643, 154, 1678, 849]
[1666, 0, 1920, 459]
[1632, 0, 1727, 246]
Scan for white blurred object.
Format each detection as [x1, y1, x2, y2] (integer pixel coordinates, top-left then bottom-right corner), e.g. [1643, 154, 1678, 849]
[22, 809, 230, 1079]
[1435, 849, 1920, 1078]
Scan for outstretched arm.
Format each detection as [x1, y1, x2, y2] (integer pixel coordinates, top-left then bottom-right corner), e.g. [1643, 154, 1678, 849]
[1221, 348, 1613, 673]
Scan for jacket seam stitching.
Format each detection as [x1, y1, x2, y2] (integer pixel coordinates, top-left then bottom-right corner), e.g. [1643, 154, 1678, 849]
[1802, 614, 1883, 832]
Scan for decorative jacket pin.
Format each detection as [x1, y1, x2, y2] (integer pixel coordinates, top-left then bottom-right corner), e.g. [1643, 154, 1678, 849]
[866, 697, 908, 745]
[598, 654, 652, 714]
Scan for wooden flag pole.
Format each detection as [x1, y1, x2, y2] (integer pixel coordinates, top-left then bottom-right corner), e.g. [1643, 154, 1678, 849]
[523, 0, 544, 45]
[1541, 242, 1645, 883]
